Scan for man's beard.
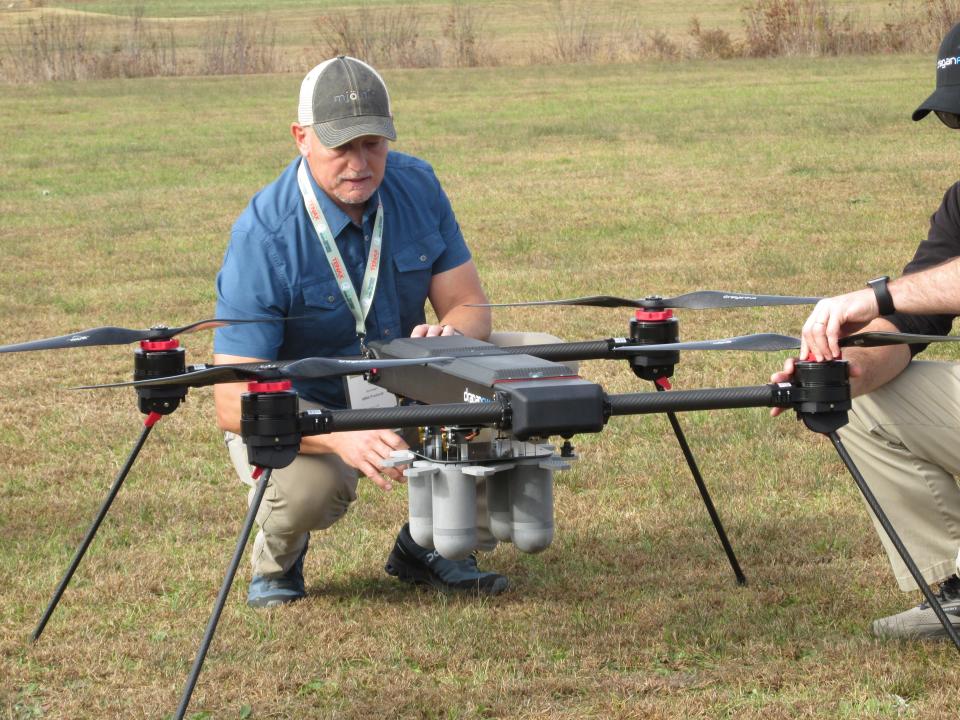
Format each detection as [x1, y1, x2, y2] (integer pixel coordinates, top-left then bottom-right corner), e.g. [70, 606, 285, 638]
[333, 173, 374, 205]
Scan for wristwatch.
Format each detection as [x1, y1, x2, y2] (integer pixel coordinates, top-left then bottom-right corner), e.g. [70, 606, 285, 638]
[866, 275, 896, 316]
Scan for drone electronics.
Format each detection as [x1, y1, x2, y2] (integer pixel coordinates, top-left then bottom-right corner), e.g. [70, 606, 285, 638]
[9, 296, 960, 718]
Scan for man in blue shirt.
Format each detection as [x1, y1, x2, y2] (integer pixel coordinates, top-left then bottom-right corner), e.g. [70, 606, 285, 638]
[213, 56, 507, 607]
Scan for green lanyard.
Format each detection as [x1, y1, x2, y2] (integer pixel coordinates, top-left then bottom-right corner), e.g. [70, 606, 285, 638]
[297, 159, 384, 346]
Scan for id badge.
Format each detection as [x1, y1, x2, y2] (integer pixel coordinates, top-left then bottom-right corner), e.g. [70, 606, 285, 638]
[344, 374, 398, 409]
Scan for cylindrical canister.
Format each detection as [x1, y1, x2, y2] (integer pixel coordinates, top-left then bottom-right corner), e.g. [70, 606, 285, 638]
[431, 465, 478, 559]
[474, 475, 499, 552]
[510, 462, 554, 554]
[486, 471, 513, 543]
[405, 462, 437, 549]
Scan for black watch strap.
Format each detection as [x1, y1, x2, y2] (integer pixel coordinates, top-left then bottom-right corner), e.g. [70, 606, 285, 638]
[867, 275, 896, 316]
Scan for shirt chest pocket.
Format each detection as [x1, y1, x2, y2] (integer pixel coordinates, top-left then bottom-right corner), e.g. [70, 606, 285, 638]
[393, 231, 445, 320]
[300, 278, 358, 348]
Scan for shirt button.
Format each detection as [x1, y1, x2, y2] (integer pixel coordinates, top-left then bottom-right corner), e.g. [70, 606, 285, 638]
[419, 254, 427, 262]
[384, 328, 392, 336]
[365, 235, 370, 243]
[327, 295, 335, 303]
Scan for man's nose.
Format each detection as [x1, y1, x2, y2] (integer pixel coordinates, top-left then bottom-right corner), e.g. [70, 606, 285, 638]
[344, 147, 369, 171]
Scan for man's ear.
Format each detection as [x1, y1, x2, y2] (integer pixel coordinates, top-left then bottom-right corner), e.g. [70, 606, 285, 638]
[291, 123, 309, 157]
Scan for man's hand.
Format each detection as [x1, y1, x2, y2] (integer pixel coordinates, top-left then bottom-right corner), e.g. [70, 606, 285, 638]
[801, 289, 879, 362]
[411, 323, 461, 337]
[323, 429, 410, 490]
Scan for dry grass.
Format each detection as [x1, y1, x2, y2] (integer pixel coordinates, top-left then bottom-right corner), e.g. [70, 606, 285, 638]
[3, 0, 960, 83]
[3, 47, 960, 720]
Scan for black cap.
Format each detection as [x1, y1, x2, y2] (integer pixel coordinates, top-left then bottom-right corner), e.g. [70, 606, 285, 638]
[913, 22, 960, 121]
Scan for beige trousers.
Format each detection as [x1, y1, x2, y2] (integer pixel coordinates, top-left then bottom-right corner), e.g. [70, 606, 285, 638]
[838, 360, 960, 591]
[226, 331, 571, 577]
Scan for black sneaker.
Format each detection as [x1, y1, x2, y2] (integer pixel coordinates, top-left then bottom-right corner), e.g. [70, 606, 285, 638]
[384, 523, 509, 596]
[872, 574, 960, 639]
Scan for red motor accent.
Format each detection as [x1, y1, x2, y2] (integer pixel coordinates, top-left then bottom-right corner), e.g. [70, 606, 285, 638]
[144, 411, 163, 427]
[252, 466, 264, 480]
[247, 380, 293, 393]
[635, 309, 674, 322]
[655, 376, 672, 390]
[140, 339, 180, 351]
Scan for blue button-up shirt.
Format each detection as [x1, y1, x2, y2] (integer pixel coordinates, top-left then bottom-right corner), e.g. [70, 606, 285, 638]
[214, 151, 471, 407]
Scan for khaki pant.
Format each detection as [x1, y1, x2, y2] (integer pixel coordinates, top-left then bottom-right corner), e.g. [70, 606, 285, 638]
[838, 360, 960, 591]
[226, 331, 571, 577]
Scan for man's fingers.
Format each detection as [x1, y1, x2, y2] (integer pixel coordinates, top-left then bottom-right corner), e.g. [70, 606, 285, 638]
[381, 429, 409, 451]
[826, 313, 843, 359]
[359, 461, 393, 490]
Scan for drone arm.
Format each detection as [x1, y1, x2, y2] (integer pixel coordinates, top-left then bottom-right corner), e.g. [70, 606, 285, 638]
[300, 401, 507, 435]
[499, 339, 621, 362]
[607, 384, 787, 417]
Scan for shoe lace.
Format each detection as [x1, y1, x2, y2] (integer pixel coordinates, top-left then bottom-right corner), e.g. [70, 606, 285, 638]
[940, 574, 960, 602]
[920, 574, 960, 608]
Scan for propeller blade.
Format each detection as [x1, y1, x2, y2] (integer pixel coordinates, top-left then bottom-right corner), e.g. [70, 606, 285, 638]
[279, 356, 451, 379]
[75, 356, 455, 391]
[470, 291, 820, 310]
[657, 291, 821, 310]
[614, 333, 802, 354]
[470, 295, 645, 309]
[0, 326, 154, 353]
[612, 331, 960, 356]
[0, 316, 291, 354]
[839, 331, 960, 348]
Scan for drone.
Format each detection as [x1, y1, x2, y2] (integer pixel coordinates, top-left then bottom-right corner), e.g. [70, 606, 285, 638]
[5, 289, 960, 719]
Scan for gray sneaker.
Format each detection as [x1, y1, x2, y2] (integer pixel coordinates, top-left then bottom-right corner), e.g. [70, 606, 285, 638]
[872, 575, 960, 639]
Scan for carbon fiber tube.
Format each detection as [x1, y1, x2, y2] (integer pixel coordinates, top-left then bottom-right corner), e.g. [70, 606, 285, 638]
[608, 385, 779, 416]
[324, 401, 505, 431]
[499, 340, 616, 361]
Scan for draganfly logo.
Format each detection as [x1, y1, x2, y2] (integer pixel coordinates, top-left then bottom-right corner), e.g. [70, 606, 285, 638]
[463, 388, 492, 403]
[939, 56, 960, 70]
[69, 335, 89, 342]
[722, 294, 758, 301]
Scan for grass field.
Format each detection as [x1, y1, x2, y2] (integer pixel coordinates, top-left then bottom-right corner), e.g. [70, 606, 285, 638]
[4, 50, 960, 718]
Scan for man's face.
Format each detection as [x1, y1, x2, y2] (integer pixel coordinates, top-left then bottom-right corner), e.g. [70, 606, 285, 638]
[300, 128, 388, 213]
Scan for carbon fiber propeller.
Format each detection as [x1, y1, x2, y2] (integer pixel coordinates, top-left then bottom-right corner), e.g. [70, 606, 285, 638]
[613, 331, 960, 354]
[0, 317, 282, 353]
[75, 356, 455, 390]
[472, 290, 821, 311]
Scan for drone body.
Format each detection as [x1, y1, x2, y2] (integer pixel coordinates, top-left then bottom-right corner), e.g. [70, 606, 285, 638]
[369, 335, 606, 440]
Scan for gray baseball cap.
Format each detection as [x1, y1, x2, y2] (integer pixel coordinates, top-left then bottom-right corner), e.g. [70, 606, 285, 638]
[298, 56, 397, 148]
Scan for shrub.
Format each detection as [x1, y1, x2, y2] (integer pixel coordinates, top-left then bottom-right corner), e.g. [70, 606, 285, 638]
[689, 17, 738, 59]
[548, 0, 601, 63]
[443, 3, 489, 67]
[314, 7, 440, 69]
[199, 15, 278, 76]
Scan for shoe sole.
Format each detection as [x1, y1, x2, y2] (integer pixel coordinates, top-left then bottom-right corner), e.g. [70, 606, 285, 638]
[872, 609, 960, 639]
[247, 593, 305, 609]
[385, 554, 509, 597]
